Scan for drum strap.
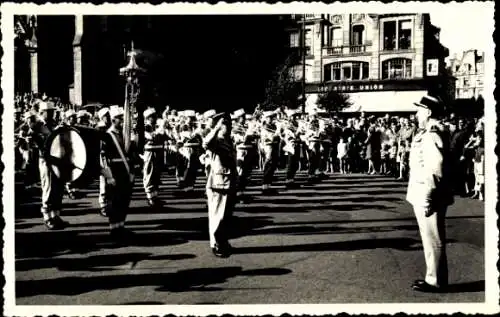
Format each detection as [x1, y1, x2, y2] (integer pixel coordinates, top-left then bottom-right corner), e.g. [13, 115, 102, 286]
[108, 131, 133, 180]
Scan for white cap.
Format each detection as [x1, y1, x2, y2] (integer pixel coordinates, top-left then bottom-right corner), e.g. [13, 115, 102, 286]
[143, 108, 157, 119]
[203, 109, 216, 119]
[39, 101, 56, 112]
[109, 107, 124, 119]
[263, 111, 276, 118]
[184, 110, 196, 117]
[245, 114, 252, 120]
[24, 111, 37, 121]
[231, 108, 245, 119]
[77, 110, 90, 118]
[65, 109, 76, 118]
[97, 107, 110, 119]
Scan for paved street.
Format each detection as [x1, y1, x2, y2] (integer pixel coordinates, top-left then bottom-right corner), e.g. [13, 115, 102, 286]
[15, 170, 485, 304]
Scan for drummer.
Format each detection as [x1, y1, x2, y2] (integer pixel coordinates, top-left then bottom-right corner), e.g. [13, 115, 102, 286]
[35, 101, 70, 230]
[63, 109, 82, 200]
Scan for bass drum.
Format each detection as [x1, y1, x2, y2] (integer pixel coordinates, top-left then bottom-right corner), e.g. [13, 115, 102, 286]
[44, 125, 102, 187]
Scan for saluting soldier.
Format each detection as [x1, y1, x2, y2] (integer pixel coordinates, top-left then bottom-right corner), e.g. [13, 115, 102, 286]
[142, 108, 166, 207]
[100, 106, 137, 241]
[202, 112, 237, 258]
[34, 101, 70, 230]
[96, 107, 111, 216]
[406, 95, 453, 293]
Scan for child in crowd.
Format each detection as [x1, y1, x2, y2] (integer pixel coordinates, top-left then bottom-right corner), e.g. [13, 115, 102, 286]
[337, 137, 348, 174]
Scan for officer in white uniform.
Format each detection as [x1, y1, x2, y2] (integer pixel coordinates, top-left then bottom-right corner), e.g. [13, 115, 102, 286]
[406, 95, 453, 292]
[202, 112, 237, 258]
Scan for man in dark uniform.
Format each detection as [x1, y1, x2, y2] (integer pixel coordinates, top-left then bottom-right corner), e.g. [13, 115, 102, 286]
[100, 106, 137, 241]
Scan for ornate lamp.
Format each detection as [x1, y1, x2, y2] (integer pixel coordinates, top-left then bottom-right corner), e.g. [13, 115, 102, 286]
[120, 41, 146, 153]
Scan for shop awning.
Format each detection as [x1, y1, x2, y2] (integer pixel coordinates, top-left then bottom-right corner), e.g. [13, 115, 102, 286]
[306, 90, 428, 113]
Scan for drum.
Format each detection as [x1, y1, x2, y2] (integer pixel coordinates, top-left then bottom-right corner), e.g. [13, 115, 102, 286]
[44, 125, 102, 187]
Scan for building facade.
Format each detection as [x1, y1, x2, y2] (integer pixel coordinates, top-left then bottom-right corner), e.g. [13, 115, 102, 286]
[286, 13, 450, 113]
[448, 49, 484, 100]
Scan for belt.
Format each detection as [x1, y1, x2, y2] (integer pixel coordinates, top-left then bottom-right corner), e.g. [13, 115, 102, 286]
[111, 158, 129, 162]
[144, 145, 164, 151]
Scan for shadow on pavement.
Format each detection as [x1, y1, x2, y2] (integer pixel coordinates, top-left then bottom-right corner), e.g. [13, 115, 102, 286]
[16, 266, 292, 298]
[445, 280, 485, 293]
[15, 230, 189, 259]
[15, 252, 196, 272]
[232, 237, 424, 254]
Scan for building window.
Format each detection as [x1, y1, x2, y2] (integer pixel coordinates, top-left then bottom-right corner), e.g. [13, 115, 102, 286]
[362, 62, 369, 79]
[383, 21, 396, 50]
[290, 32, 299, 47]
[305, 29, 312, 55]
[455, 65, 460, 72]
[382, 58, 412, 79]
[352, 25, 364, 45]
[463, 78, 469, 86]
[330, 27, 342, 47]
[342, 65, 352, 80]
[398, 20, 412, 49]
[383, 19, 412, 50]
[324, 61, 369, 81]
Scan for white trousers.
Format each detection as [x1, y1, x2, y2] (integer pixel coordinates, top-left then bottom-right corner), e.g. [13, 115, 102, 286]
[206, 187, 234, 248]
[413, 205, 448, 287]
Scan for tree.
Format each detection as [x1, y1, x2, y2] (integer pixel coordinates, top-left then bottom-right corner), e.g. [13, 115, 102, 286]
[262, 53, 302, 111]
[316, 87, 353, 114]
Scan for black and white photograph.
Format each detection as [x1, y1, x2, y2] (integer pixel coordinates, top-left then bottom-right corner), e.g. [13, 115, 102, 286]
[1, 2, 497, 315]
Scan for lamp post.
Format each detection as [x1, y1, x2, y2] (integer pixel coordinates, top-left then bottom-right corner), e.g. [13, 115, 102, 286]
[120, 41, 146, 153]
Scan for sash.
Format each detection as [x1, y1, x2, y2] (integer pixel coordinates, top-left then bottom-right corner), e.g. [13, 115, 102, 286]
[108, 131, 135, 183]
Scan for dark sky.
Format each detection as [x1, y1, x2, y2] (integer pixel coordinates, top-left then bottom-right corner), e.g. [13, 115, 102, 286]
[25, 15, 292, 112]
[133, 15, 291, 111]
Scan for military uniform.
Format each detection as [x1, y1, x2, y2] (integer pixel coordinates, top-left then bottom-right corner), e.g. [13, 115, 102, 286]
[305, 118, 321, 181]
[283, 111, 302, 187]
[35, 102, 69, 230]
[260, 115, 280, 192]
[101, 107, 136, 237]
[96, 108, 111, 216]
[406, 96, 453, 292]
[142, 108, 165, 206]
[203, 114, 237, 257]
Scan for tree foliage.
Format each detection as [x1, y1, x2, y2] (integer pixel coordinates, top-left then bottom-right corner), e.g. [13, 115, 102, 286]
[262, 53, 302, 111]
[316, 87, 353, 114]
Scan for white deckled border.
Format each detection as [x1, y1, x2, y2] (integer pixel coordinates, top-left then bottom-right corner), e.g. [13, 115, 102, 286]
[1, 1, 498, 316]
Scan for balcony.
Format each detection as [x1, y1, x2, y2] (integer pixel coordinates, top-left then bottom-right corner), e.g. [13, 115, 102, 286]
[349, 45, 367, 53]
[323, 46, 343, 56]
[323, 45, 369, 56]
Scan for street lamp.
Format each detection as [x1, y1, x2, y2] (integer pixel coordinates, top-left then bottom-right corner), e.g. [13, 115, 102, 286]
[120, 41, 146, 153]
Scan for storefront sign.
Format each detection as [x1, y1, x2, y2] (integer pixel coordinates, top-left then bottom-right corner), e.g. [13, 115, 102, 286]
[306, 78, 432, 94]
